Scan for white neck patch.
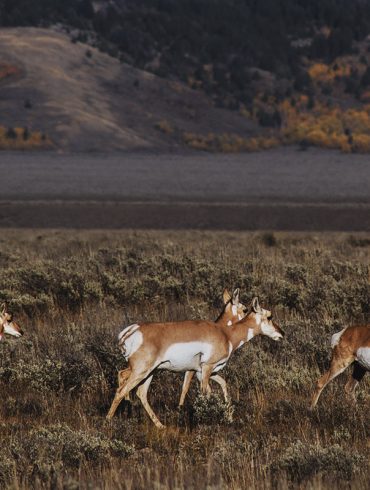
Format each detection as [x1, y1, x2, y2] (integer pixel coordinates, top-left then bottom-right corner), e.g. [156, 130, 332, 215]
[227, 320, 232, 327]
[232, 305, 237, 316]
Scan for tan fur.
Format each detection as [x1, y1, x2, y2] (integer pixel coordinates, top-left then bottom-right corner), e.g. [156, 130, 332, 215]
[107, 298, 283, 428]
[0, 304, 23, 338]
[118, 288, 246, 406]
[311, 324, 370, 409]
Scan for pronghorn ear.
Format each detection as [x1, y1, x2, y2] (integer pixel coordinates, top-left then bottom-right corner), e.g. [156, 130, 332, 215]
[222, 289, 231, 304]
[232, 288, 240, 305]
[252, 297, 261, 313]
[0, 303, 6, 315]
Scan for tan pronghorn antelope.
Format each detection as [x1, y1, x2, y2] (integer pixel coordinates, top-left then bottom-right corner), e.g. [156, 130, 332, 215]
[311, 324, 370, 409]
[107, 297, 284, 428]
[0, 304, 23, 340]
[116, 288, 247, 408]
[178, 288, 247, 406]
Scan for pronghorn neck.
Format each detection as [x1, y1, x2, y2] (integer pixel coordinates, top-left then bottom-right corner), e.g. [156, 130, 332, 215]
[215, 301, 242, 327]
[226, 313, 262, 350]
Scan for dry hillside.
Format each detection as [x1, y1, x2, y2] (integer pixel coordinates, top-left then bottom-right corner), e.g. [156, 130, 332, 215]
[0, 27, 260, 151]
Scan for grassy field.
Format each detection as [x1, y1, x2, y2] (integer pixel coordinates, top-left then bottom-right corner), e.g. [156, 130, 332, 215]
[0, 229, 369, 489]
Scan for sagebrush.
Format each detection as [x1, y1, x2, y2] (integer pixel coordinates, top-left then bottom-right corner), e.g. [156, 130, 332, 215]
[0, 230, 369, 489]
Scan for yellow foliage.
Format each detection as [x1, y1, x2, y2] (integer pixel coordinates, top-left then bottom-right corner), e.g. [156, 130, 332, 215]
[351, 134, 370, 153]
[155, 120, 174, 134]
[0, 126, 51, 150]
[308, 63, 329, 81]
[182, 132, 281, 152]
[306, 129, 328, 147]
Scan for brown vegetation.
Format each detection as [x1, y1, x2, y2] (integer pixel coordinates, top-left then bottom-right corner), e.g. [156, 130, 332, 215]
[0, 230, 369, 488]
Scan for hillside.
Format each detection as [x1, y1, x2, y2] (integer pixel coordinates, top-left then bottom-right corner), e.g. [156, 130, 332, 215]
[2, 0, 370, 152]
[0, 28, 261, 151]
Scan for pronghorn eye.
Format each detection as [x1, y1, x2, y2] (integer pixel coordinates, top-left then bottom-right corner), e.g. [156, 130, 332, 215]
[267, 314, 272, 321]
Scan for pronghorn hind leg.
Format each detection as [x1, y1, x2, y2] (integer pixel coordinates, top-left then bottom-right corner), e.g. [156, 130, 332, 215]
[136, 375, 165, 429]
[179, 371, 195, 407]
[118, 368, 132, 401]
[106, 367, 153, 420]
[310, 352, 354, 410]
[344, 361, 367, 401]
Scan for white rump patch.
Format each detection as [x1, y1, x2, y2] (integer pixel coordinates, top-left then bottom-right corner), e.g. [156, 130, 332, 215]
[356, 347, 370, 370]
[330, 328, 346, 349]
[118, 323, 140, 342]
[247, 328, 254, 341]
[121, 330, 143, 360]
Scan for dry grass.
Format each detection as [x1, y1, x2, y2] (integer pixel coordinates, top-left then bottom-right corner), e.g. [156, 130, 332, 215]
[0, 229, 369, 489]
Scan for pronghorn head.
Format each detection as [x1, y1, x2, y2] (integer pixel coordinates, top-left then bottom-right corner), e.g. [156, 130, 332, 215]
[251, 297, 284, 341]
[0, 304, 23, 340]
[220, 288, 247, 326]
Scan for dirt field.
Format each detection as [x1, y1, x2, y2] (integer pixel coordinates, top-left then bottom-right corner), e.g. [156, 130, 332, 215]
[1, 147, 369, 230]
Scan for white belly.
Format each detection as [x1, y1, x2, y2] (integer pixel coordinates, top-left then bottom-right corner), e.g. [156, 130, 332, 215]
[356, 347, 370, 370]
[159, 341, 215, 372]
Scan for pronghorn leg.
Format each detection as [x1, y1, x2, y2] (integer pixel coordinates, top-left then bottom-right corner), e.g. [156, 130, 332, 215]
[310, 353, 354, 409]
[179, 371, 195, 407]
[344, 362, 366, 401]
[136, 375, 165, 429]
[210, 374, 229, 402]
[106, 367, 153, 420]
[118, 368, 132, 401]
[200, 364, 214, 397]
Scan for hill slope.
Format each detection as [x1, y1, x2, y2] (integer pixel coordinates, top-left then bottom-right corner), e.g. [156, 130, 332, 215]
[0, 27, 261, 151]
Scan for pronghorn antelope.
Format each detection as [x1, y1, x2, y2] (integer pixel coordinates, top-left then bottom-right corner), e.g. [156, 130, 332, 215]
[107, 297, 283, 428]
[116, 288, 247, 408]
[311, 324, 370, 409]
[0, 304, 23, 340]
[179, 288, 247, 406]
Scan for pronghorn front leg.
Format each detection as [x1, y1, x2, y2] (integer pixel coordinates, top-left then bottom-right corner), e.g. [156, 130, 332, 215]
[196, 372, 229, 402]
[310, 351, 354, 409]
[344, 361, 366, 400]
[179, 371, 195, 407]
[200, 364, 215, 397]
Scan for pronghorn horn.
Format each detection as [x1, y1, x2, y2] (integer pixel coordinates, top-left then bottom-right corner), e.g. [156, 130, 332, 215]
[252, 297, 261, 313]
[222, 289, 231, 305]
[232, 288, 240, 304]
